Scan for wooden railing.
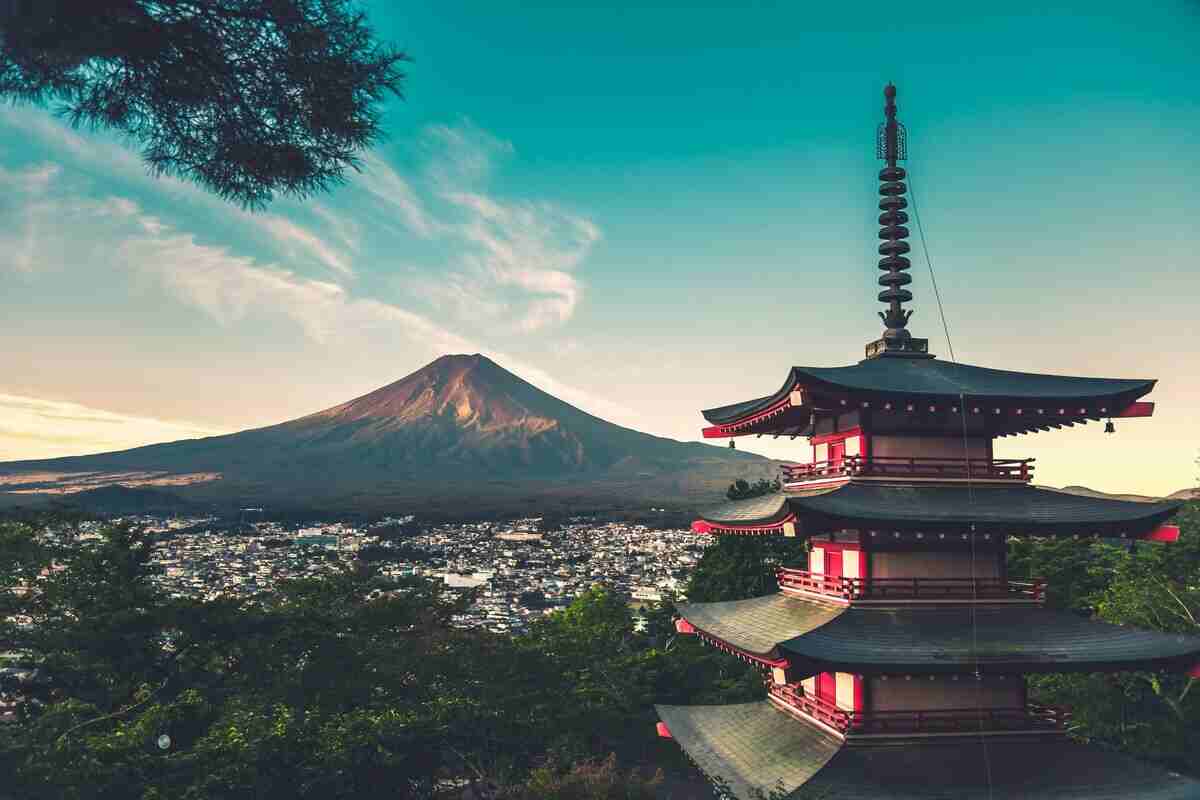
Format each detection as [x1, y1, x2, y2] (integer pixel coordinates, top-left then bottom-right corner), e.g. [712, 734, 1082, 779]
[769, 683, 1068, 736]
[769, 683, 850, 730]
[780, 456, 1034, 483]
[776, 568, 1045, 602]
[851, 704, 1069, 735]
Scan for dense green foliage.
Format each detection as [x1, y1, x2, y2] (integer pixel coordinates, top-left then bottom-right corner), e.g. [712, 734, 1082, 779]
[684, 477, 806, 602]
[0, 519, 756, 798]
[725, 479, 780, 501]
[2, 500, 1197, 796]
[0, 0, 406, 208]
[1010, 502, 1200, 773]
[683, 536, 807, 603]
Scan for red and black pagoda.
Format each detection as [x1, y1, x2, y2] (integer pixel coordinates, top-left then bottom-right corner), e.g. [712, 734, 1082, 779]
[655, 85, 1200, 800]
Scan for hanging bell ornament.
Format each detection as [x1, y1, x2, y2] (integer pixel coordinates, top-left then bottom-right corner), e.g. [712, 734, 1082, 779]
[728, 439, 736, 449]
[1104, 419, 1116, 434]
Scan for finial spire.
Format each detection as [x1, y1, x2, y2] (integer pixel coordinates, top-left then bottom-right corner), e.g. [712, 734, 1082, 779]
[865, 84, 931, 359]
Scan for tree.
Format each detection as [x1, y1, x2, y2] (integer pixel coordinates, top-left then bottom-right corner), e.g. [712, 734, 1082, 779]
[0, 0, 407, 208]
[692, 475, 803, 604]
[685, 536, 805, 603]
[501, 754, 662, 800]
[0, 518, 477, 798]
[1023, 502, 1200, 774]
[726, 478, 780, 501]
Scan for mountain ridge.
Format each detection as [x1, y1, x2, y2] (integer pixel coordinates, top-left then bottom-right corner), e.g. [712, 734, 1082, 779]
[0, 355, 775, 512]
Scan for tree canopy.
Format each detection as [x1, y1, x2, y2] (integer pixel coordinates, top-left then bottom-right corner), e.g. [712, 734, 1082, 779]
[3, 501, 1197, 796]
[0, 0, 407, 208]
[0, 520, 747, 798]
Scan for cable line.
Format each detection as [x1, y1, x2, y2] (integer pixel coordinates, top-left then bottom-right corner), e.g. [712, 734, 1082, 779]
[909, 170, 994, 800]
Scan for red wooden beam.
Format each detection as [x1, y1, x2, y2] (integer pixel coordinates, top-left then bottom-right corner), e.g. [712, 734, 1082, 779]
[675, 618, 696, 635]
[1187, 662, 1200, 679]
[702, 425, 731, 438]
[656, 721, 672, 739]
[1116, 401, 1155, 418]
[692, 516, 794, 536]
[1144, 524, 1180, 543]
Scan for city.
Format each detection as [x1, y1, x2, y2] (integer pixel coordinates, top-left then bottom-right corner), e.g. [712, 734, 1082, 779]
[58, 514, 706, 634]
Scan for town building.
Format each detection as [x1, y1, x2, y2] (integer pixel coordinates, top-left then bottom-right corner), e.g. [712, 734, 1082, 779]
[655, 85, 1200, 799]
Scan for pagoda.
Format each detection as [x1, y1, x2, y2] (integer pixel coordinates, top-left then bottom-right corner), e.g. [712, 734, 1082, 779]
[654, 85, 1200, 799]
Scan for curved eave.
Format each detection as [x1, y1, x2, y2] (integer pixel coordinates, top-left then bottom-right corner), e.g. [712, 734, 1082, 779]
[778, 605, 1200, 675]
[700, 360, 1157, 435]
[654, 701, 842, 800]
[675, 595, 845, 664]
[656, 701, 1200, 800]
[692, 492, 799, 535]
[783, 483, 1182, 539]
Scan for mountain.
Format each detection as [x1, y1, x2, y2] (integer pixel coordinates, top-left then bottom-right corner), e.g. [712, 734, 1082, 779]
[0, 355, 775, 513]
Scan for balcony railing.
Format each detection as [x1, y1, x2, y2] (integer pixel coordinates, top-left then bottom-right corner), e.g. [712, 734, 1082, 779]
[776, 568, 1045, 603]
[780, 455, 1034, 483]
[769, 683, 1068, 737]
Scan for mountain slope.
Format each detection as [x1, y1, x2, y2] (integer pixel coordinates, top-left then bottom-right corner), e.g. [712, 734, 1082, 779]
[0, 355, 773, 511]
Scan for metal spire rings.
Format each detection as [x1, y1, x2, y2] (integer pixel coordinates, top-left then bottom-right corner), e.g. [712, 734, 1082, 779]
[877, 83, 912, 342]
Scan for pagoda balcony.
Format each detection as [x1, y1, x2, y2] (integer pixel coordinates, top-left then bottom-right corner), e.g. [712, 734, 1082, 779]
[780, 455, 1034, 484]
[776, 568, 1045, 604]
[768, 683, 1069, 739]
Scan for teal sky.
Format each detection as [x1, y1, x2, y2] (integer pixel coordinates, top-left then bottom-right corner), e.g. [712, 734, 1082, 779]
[2, 1, 1198, 495]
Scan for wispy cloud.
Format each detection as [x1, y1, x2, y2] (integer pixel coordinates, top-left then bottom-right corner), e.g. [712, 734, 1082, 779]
[257, 213, 355, 277]
[3, 107, 602, 332]
[0, 112, 634, 452]
[0, 392, 226, 461]
[355, 151, 440, 237]
[0, 107, 356, 280]
[106, 198, 632, 425]
[363, 121, 601, 332]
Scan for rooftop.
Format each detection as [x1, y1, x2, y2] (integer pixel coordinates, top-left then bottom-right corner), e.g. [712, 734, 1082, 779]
[693, 483, 1181, 539]
[655, 701, 1200, 800]
[675, 594, 1200, 674]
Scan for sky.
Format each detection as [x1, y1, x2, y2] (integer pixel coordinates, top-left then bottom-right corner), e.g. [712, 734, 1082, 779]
[1, 1, 1198, 496]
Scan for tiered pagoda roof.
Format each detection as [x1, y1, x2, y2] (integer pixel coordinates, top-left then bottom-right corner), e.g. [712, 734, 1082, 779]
[675, 595, 1200, 675]
[692, 483, 1182, 539]
[656, 701, 1200, 800]
[702, 358, 1156, 439]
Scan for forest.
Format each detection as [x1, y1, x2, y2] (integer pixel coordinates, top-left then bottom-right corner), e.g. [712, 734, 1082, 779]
[0, 496, 1197, 799]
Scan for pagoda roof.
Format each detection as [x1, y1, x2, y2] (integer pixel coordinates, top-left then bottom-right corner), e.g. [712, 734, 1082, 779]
[694, 484, 1181, 538]
[695, 491, 793, 527]
[702, 359, 1154, 426]
[674, 594, 842, 657]
[701, 358, 1156, 438]
[676, 595, 1200, 674]
[780, 604, 1200, 674]
[656, 701, 1200, 800]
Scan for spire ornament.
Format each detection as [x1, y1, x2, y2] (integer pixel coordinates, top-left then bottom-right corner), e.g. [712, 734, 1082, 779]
[865, 84, 931, 360]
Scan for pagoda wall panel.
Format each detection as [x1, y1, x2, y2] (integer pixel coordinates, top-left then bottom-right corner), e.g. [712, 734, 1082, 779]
[869, 675, 1022, 711]
[871, 435, 989, 460]
[835, 672, 858, 711]
[871, 550, 1001, 580]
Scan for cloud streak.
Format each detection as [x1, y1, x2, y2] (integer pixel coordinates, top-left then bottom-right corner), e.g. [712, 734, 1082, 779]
[355, 122, 601, 333]
[0, 112, 634, 460]
[0, 392, 226, 461]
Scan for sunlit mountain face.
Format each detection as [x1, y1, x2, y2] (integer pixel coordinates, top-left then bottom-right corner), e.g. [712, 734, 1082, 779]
[0, 354, 774, 512]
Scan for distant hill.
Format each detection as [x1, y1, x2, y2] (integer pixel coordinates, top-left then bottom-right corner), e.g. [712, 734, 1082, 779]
[56, 485, 196, 514]
[1049, 485, 1199, 503]
[0, 355, 775, 514]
